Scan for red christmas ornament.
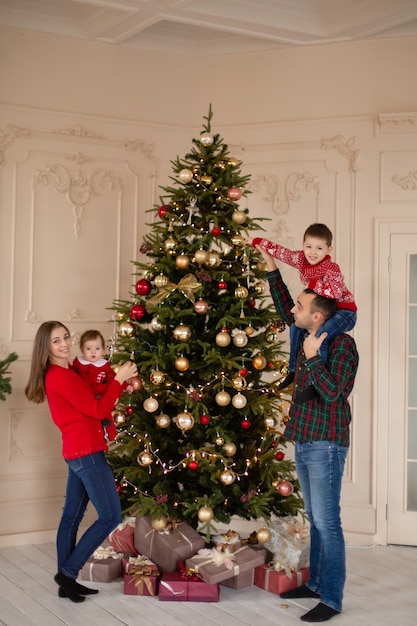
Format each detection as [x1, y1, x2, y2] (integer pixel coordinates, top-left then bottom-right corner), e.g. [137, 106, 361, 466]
[267, 361, 274, 368]
[115, 480, 123, 494]
[158, 205, 169, 218]
[271, 440, 277, 448]
[125, 405, 134, 415]
[241, 418, 251, 429]
[129, 375, 143, 391]
[188, 460, 199, 471]
[276, 451, 285, 461]
[130, 303, 146, 321]
[278, 480, 294, 496]
[239, 368, 248, 377]
[218, 280, 227, 290]
[211, 226, 221, 236]
[227, 187, 242, 201]
[135, 279, 152, 296]
[221, 327, 230, 333]
[200, 414, 210, 425]
[247, 299, 256, 308]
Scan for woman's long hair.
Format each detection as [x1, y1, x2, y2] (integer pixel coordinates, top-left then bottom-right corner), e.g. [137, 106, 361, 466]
[25, 321, 70, 404]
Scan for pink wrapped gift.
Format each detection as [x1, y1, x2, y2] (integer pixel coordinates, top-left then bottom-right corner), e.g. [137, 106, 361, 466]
[221, 547, 266, 588]
[123, 562, 160, 596]
[254, 563, 310, 595]
[135, 516, 205, 572]
[159, 572, 219, 602]
[185, 545, 264, 585]
[107, 517, 138, 556]
[80, 546, 123, 582]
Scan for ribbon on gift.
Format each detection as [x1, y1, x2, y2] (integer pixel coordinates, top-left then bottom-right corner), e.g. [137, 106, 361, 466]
[145, 522, 194, 560]
[145, 274, 201, 311]
[129, 564, 156, 596]
[160, 580, 188, 599]
[191, 546, 241, 574]
[271, 557, 294, 578]
[92, 545, 123, 560]
[126, 555, 155, 570]
[214, 529, 241, 552]
[279, 518, 309, 544]
[265, 561, 305, 585]
[178, 561, 201, 581]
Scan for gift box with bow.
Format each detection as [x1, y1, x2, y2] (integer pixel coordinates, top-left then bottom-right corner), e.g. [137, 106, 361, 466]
[79, 545, 123, 582]
[158, 563, 219, 602]
[185, 545, 265, 586]
[134, 515, 205, 572]
[123, 560, 160, 596]
[107, 517, 138, 556]
[254, 562, 310, 595]
[213, 529, 242, 553]
[265, 516, 310, 573]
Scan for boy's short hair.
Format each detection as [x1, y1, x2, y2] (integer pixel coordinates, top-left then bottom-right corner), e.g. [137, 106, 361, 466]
[79, 329, 106, 349]
[303, 223, 333, 246]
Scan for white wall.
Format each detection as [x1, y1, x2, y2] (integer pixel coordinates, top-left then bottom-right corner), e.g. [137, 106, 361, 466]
[1, 25, 416, 546]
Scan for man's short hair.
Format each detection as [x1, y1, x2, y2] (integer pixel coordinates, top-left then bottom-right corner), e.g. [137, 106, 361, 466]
[304, 288, 337, 321]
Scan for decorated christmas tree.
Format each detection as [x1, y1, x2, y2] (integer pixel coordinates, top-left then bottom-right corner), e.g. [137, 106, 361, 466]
[107, 107, 303, 536]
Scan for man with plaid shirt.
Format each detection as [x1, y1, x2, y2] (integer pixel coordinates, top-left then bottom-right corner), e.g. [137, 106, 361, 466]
[261, 249, 359, 623]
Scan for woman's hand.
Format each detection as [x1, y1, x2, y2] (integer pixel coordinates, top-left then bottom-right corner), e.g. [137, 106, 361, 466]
[114, 361, 137, 384]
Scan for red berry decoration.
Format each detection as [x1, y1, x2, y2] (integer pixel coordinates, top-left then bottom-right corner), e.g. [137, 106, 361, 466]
[241, 418, 251, 429]
[130, 303, 146, 321]
[212, 226, 221, 236]
[158, 205, 169, 218]
[188, 460, 199, 471]
[135, 279, 152, 296]
[276, 451, 285, 461]
[218, 280, 227, 290]
[200, 414, 210, 425]
[239, 368, 248, 377]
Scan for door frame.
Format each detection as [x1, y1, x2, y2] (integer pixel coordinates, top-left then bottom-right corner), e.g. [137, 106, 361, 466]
[375, 218, 417, 545]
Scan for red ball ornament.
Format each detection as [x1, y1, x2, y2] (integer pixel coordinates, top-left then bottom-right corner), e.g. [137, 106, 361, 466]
[239, 368, 248, 377]
[200, 414, 210, 425]
[125, 405, 134, 415]
[267, 361, 274, 368]
[158, 205, 169, 219]
[130, 303, 146, 321]
[115, 480, 123, 494]
[218, 280, 227, 290]
[271, 441, 277, 448]
[188, 460, 199, 471]
[135, 279, 152, 296]
[276, 451, 285, 461]
[241, 418, 251, 429]
[227, 187, 242, 201]
[247, 299, 256, 308]
[278, 480, 294, 496]
[129, 375, 143, 391]
[211, 226, 221, 236]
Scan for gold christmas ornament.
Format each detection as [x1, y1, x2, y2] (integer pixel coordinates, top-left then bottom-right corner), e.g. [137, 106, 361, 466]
[146, 274, 201, 311]
[143, 270, 155, 281]
[252, 354, 267, 370]
[216, 330, 231, 347]
[197, 505, 214, 522]
[215, 436, 225, 446]
[175, 254, 190, 269]
[150, 316, 164, 331]
[194, 248, 209, 265]
[143, 397, 159, 412]
[137, 450, 153, 466]
[175, 356, 190, 371]
[264, 415, 278, 430]
[154, 274, 168, 288]
[220, 469, 236, 485]
[235, 285, 248, 300]
[119, 321, 134, 337]
[254, 281, 266, 295]
[156, 413, 171, 428]
[222, 441, 237, 456]
[231, 392, 247, 409]
[232, 375, 247, 390]
[115, 311, 125, 321]
[230, 234, 244, 247]
[228, 157, 240, 166]
[176, 411, 194, 430]
[215, 390, 231, 406]
[173, 323, 192, 342]
[245, 325, 255, 336]
[232, 331, 248, 347]
[205, 251, 221, 268]
[266, 327, 279, 344]
[112, 409, 125, 425]
[200, 131, 214, 146]
[151, 515, 167, 532]
[164, 236, 177, 252]
[178, 168, 193, 183]
[150, 369, 166, 385]
[232, 210, 247, 225]
[194, 298, 209, 314]
[256, 527, 272, 544]
[200, 174, 213, 185]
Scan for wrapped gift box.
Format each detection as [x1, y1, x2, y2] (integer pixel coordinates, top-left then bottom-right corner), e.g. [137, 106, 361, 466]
[185, 545, 265, 585]
[159, 572, 219, 602]
[107, 517, 138, 556]
[122, 554, 158, 575]
[254, 563, 310, 595]
[220, 547, 266, 589]
[123, 561, 160, 596]
[213, 529, 242, 553]
[135, 516, 205, 572]
[265, 516, 310, 572]
[80, 546, 123, 582]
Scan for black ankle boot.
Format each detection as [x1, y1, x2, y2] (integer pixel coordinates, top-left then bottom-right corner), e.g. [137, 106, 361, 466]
[54, 572, 85, 603]
[58, 581, 98, 597]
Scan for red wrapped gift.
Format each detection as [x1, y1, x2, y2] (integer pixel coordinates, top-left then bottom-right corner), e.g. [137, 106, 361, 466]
[122, 554, 158, 575]
[108, 517, 138, 556]
[254, 563, 310, 595]
[135, 516, 205, 572]
[123, 563, 160, 596]
[80, 546, 123, 582]
[159, 572, 219, 602]
[185, 545, 265, 585]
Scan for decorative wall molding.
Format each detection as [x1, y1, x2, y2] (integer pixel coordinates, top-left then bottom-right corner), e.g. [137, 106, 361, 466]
[377, 113, 417, 135]
[392, 170, 417, 191]
[320, 135, 359, 173]
[248, 170, 320, 215]
[0, 124, 31, 165]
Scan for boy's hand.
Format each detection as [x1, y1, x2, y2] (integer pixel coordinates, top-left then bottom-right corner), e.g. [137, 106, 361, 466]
[254, 245, 276, 271]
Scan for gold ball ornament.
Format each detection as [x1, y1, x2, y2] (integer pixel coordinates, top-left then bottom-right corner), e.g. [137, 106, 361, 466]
[178, 168, 193, 183]
[232, 375, 247, 390]
[143, 397, 159, 412]
[151, 515, 167, 532]
[156, 413, 171, 428]
[173, 323, 191, 342]
[254, 281, 266, 295]
[175, 356, 190, 371]
[175, 254, 190, 269]
[205, 251, 221, 268]
[200, 131, 214, 146]
[164, 236, 177, 252]
[215, 436, 225, 446]
[245, 325, 255, 336]
[231, 392, 247, 409]
[215, 390, 231, 406]
[222, 441, 237, 456]
[194, 249, 209, 265]
[119, 321, 134, 337]
[233, 331, 248, 347]
[200, 174, 213, 185]
[220, 469, 236, 485]
[252, 354, 267, 370]
[235, 285, 248, 300]
[194, 298, 209, 314]
[256, 528, 272, 544]
[230, 233, 244, 247]
[265, 415, 278, 430]
[198, 505, 214, 523]
[112, 409, 125, 425]
[150, 316, 164, 331]
[154, 274, 168, 288]
[232, 210, 247, 225]
[266, 328, 279, 344]
[137, 450, 153, 466]
[176, 411, 194, 431]
[228, 157, 240, 166]
[143, 270, 155, 281]
[150, 369, 166, 385]
[216, 330, 231, 347]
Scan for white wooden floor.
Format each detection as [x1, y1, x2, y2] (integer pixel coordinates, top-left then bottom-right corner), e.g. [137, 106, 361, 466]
[0, 541, 416, 625]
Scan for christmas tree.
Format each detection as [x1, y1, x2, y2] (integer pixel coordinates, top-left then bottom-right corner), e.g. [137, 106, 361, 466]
[0, 352, 18, 401]
[107, 107, 304, 535]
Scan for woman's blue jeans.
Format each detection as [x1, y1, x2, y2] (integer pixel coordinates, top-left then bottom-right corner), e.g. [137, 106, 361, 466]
[57, 451, 121, 579]
[295, 441, 348, 612]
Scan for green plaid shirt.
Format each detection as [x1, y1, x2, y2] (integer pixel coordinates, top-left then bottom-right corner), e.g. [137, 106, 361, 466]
[267, 269, 359, 446]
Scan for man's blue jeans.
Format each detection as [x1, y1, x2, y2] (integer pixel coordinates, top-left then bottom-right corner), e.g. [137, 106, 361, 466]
[295, 441, 348, 613]
[57, 451, 121, 579]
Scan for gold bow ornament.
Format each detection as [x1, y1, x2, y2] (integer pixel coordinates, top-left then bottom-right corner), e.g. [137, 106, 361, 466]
[145, 274, 201, 311]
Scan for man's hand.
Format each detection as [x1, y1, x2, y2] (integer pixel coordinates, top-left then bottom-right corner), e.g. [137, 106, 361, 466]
[303, 332, 328, 360]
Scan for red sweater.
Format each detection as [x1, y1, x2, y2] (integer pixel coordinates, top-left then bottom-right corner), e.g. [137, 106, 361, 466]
[45, 364, 122, 460]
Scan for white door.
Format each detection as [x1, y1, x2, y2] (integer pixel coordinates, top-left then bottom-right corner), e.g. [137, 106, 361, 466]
[387, 232, 417, 545]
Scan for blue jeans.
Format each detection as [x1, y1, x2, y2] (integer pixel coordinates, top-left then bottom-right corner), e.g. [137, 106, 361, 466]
[295, 441, 348, 612]
[57, 451, 121, 579]
[288, 310, 357, 371]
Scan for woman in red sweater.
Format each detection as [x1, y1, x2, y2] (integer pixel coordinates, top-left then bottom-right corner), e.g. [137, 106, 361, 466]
[25, 321, 137, 602]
